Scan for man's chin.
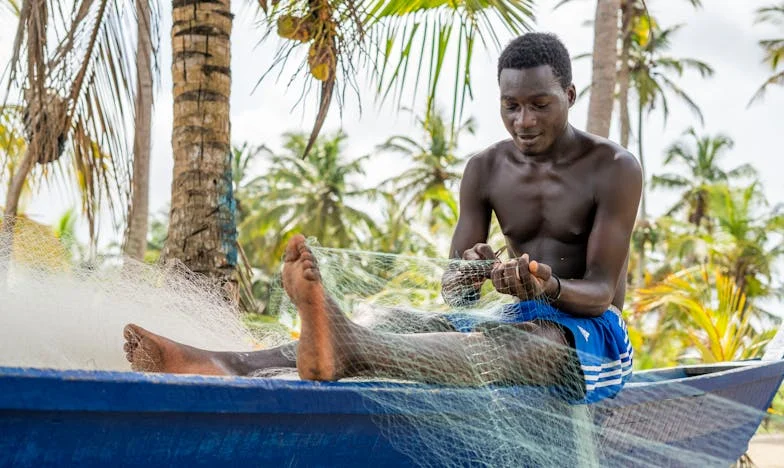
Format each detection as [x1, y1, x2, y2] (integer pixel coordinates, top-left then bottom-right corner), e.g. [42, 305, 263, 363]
[513, 141, 546, 156]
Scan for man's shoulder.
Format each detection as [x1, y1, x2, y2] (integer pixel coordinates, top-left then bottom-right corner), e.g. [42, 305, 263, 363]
[579, 131, 641, 176]
[465, 139, 515, 169]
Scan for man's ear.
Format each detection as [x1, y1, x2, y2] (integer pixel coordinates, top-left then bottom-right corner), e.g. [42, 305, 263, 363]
[567, 83, 577, 107]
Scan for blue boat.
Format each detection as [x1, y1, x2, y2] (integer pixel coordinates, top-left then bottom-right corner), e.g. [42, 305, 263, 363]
[1, 355, 782, 467]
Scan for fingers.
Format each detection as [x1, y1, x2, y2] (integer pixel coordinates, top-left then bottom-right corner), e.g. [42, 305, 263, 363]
[516, 254, 529, 282]
[462, 249, 478, 260]
[462, 243, 496, 261]
[475, 244, 496, 260]
[488, 255, 553, 300]
[528, 260, 552, 281]
[491, 261, 508, 293]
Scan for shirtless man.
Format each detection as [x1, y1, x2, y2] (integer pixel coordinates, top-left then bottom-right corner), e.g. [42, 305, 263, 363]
[124, 33, 642, 402]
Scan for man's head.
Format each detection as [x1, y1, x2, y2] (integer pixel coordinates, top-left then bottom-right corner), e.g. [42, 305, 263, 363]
[497, 33, 576, 155]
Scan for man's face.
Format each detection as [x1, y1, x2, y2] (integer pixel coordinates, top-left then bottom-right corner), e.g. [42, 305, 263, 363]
[499, 65, 575, 155]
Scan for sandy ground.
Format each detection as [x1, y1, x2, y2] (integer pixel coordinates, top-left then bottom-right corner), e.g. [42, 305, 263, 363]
[747, 434, 784, 467]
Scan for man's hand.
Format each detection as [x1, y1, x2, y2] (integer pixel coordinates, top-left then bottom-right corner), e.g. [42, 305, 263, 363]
[490, 254, 556, 300]
[459, 243, 500, 287]
[441, 243, 500, 306]
[461, 243, 496, 262]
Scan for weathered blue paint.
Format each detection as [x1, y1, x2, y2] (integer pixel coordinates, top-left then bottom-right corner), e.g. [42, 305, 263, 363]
[0, 361, 782, 467]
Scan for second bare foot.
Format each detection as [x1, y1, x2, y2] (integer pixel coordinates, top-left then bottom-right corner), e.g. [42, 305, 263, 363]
[282, 235, 356, 381]
[123, 324, 233, 376]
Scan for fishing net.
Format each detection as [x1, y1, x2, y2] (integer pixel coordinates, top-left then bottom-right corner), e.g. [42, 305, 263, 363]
[0, 217, 260, 370]
[0, 219, 781, 467]
[268, 239, 784, 467]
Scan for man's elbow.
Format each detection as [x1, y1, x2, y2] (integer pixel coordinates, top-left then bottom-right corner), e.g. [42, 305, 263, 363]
[585, 306, 610, 318]
[587, 287, 616, 317]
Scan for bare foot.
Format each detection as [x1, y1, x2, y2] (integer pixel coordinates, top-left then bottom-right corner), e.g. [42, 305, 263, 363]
[282, 234, 355, 381]
[123, 324, 232, 376]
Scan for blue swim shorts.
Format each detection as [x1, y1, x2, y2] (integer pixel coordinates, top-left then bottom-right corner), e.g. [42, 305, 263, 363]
[445, 300, 633, 404]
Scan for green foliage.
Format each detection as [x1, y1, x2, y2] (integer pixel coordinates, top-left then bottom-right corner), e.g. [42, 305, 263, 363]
[750, 3, 784, 104]
[651, 128, 756, 229]
[256, 0, 534, 155]
[144, 207, 169, 264]
[239, 132, 378, 262]
[377, 108, 473, 231]
[629, 23, 714, 125]
[633, 265, 779, 364]
[235, 132, 380, 312]
[704, 183, 784, 298]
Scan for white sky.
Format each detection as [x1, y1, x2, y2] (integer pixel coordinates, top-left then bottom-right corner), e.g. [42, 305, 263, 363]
[1, 0, 782, 286]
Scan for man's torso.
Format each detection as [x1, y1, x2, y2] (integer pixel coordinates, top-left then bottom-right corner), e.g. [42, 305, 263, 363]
[476, 131, 627, 307]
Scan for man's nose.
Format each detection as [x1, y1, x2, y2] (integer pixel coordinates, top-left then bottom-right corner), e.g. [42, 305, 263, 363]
[514, 109, 536, 129]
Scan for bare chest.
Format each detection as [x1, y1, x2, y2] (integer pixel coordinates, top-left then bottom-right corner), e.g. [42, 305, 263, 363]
[486, 162, 597, 245]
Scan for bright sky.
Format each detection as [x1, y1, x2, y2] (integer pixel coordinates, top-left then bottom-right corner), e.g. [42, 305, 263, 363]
[1, 0, 782, 269]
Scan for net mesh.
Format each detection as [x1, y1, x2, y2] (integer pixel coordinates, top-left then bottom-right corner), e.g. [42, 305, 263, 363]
[0, 218, 781, 467]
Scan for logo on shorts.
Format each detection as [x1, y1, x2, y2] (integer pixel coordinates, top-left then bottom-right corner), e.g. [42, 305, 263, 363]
[578, 326, 590, 341]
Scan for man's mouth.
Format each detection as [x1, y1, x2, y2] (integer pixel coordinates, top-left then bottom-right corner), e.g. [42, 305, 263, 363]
[516, 134, 540, 144]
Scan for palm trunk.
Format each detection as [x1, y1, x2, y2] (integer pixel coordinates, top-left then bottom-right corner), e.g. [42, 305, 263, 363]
[586, 0, 620, 138]
[163, 0, 237, 293]
[636, 98, 647, 287]
[0, 149, 36, 267]
[123, 0, 153, 261]
[734, 263, 748, 295]
[2, 0, 48, 270]
[617, 0, 634, 148]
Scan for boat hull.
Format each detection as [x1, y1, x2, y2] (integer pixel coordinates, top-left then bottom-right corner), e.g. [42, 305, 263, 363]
[1, 361, 782, 467]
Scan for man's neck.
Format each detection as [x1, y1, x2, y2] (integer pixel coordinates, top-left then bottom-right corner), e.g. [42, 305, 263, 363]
[518, 124, 577, 164]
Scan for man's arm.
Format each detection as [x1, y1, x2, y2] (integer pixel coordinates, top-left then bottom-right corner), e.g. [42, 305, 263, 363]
[448, 155, 492, 259]
[547, 151, 642, 317]
[441, 155, 494, 306]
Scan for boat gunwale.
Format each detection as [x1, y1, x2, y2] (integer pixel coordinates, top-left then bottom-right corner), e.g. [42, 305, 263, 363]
[1, 360, 782, 416]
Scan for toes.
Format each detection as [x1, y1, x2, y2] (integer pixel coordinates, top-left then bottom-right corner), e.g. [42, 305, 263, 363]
[304, 267, 319, 281]
[124, 324, 141, 342]
[297, 239, 310, 256]
[285, 234, 307, 262]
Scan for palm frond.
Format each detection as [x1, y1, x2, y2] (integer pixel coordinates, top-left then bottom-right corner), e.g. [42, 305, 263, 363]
[748, 70, 784, 106]
[4, 0, 157, 243]
[651, 173, 689, 189]
[255, 0, 534, 154]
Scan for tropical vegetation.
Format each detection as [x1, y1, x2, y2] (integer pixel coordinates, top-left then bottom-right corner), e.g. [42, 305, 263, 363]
[0, 0, 781, 436]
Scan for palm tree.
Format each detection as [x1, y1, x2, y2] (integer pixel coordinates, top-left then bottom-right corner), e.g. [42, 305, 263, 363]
[363, 192, 439, 257]
[0, 106, 30, 210]
[617, 1, 702, 148]
[585, 0, 620, 138]
[259, 0, 536, 156]
[123, 0, 159, 261]
[559, 0, 703, 144]
[629, 22, 713, 285]
[651, 128, 757, 229]
[164, 0, 537, 283]
[2, 0, 144, 261]
[705, 183, 784, 297]
[238, 132, 378, 270]
[377, 108, 474, 230]
[231, 142, 268, 222]
[162, 0, 235, 290]
[749, 3, 784, 104]
[634, 265, 779, 363]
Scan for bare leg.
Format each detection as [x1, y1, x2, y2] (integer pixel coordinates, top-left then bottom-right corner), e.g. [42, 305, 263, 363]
[123, 307, 452, 376]
[123, 324, 297, 375]
[284, 234, 575, 386]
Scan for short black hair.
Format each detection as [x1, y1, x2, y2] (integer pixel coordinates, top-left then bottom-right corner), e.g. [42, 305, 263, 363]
[497, 33, 572, 89]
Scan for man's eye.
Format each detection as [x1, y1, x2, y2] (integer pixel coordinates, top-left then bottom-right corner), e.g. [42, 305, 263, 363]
[533, 103, 549, 110]
[503, 102, 517, 110]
